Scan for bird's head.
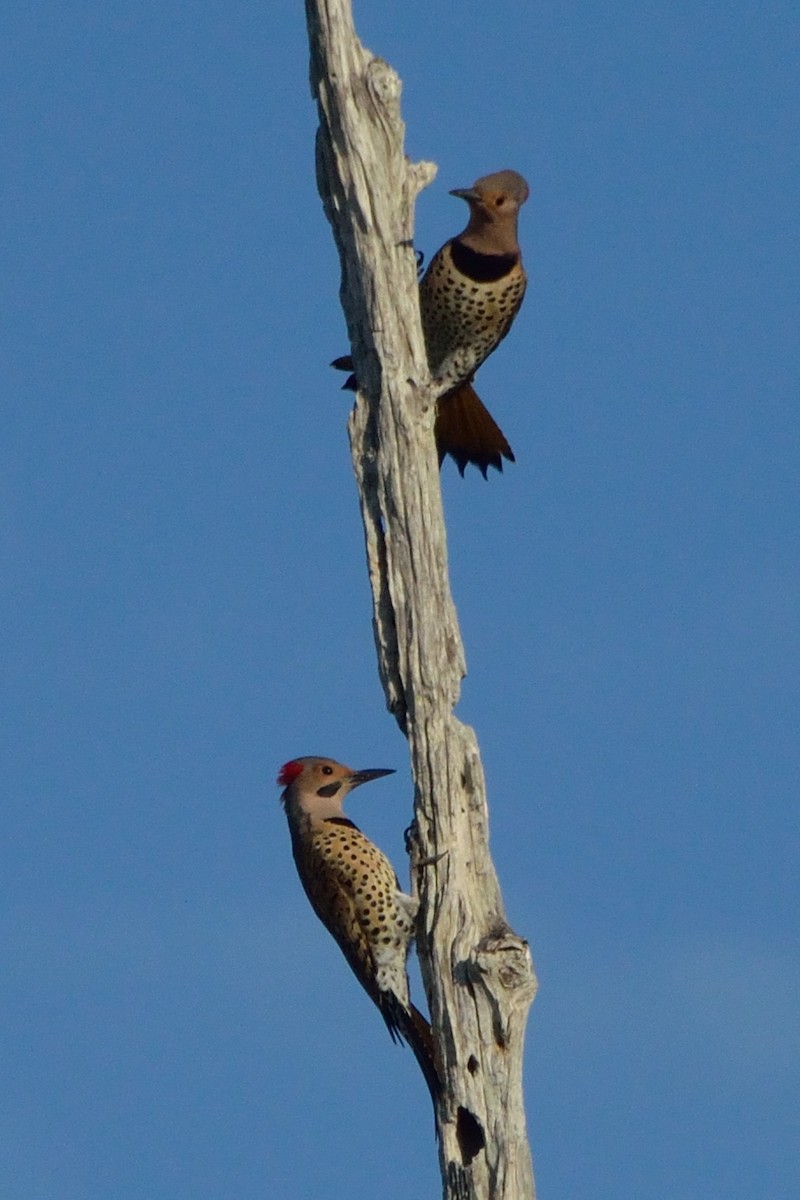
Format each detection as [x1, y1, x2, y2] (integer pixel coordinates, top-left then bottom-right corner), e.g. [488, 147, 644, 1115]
[277, 756, 395, 812]
[451, 169, 529, 253]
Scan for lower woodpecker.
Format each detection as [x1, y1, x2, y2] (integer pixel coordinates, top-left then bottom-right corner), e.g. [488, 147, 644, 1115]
[277, 756, 439, 1099]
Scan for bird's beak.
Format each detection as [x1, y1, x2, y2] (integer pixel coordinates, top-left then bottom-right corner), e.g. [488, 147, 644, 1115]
[348, 768, 396, 789]
[450, 186, 478, 202]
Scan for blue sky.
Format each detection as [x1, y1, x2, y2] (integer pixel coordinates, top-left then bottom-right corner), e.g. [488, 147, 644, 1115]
[3, 2, 798, 1197]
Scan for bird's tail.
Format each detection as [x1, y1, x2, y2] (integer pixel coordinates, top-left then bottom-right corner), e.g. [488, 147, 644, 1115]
[400, 1001, 442, 1105]
[435, 381, 515, 478]
[331, 357, 514, 479]
[378, 992, 441, 1104]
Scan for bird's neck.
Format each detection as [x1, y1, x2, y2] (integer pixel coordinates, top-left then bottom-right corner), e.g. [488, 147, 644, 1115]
[458, 217, 520, 258]
[449, 238, 519, 282]
[284, 789, 348, 826]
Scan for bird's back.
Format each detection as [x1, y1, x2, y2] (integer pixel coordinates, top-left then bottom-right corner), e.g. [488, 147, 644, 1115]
[290, 816, 414, 1029]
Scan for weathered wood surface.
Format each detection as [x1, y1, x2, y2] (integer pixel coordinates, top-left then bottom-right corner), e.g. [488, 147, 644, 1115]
[304, 3, 537, 1196]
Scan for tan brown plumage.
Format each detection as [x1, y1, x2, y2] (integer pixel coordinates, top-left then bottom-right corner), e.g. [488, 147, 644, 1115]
[333, 168, 529, 477]
[277, 756, 439, 1100]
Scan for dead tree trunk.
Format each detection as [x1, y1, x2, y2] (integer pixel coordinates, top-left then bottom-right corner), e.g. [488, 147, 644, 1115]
[303, 3, 538, 1197]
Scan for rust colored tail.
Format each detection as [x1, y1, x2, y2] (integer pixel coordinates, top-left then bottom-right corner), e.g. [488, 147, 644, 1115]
[331, 357, 514, 478]
[435, 382, 515, 478]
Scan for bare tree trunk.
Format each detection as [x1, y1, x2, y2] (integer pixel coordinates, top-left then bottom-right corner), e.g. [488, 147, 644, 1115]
[303, 3, 538, 1197]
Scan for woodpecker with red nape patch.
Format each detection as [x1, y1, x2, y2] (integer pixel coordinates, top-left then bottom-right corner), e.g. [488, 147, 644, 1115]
[277, 756, 439, 1099]
[333, 168, 529, 477]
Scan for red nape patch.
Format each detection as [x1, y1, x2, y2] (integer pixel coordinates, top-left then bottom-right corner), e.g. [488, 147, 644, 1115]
[277, 760, 304, 787]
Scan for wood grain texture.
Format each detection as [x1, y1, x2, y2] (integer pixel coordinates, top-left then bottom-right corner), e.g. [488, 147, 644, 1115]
[304, 4, 537, 1196]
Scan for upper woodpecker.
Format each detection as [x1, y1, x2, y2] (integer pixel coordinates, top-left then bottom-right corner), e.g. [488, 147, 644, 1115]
[277, 756, 438, 1099]
[333, 168, 529, 477]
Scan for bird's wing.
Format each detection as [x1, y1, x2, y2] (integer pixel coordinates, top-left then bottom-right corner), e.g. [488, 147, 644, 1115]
[292, 821, 409, 1039]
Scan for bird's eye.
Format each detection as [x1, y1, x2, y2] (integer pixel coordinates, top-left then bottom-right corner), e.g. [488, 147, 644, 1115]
[321, 765, 333, 776]
[495, 196, 506, 206]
